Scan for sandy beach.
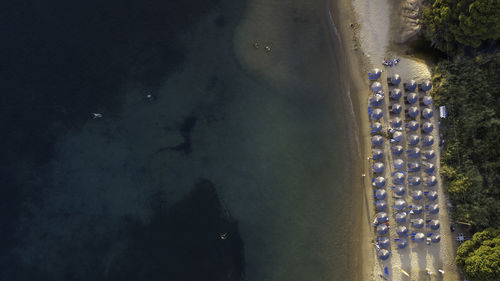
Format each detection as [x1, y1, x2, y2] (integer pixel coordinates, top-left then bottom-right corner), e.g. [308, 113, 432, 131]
[330, 0, 461, 279]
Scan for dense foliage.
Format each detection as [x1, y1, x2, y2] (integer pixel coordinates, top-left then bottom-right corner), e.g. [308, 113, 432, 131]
[431, 53, 500, 230]
[422, 0, 500, 53]
[455, 228, 500, 281]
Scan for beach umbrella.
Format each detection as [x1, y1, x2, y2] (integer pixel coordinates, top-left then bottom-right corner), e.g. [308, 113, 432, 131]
[397, 226, 409, 236]
[425, 176, 437, 187]
[422, 95, 433, 106]
[376, 212, 389, 223]
[371, 135, 384, 146]
[390, 74, 401, 85]
[391, 104, 402, 114]
[378, 249, 390, 260]
[422, 108, 433, 119]
[424, 149, 435, 160]
[427, 190, 438, 201]
[428, 203, 439, 214]
[371, 94, 384, 106]
[368, 68, 382, 80]
[429, 219, 440, 230]
[413, 219, 424, 229]
[373, 177, 386, 188]
[397, 238, 408, 248]
[373, 162, 385, 173]
[411, 204, 423, 214]
[392, 131, 403, 142]
[371, 82, 382, 93]
[407, 92, 418, 104]
[407, 147, 421, 158]
[393, 185, 405, 196]
[377, 224, 389, 235]
[422, 122, 433, 133]
[407, 106, 419, 118]
[373, 149, 383, 160]
[393, 172, 405, 184]
[375, 189, 387, 200]
[407, 162, 420, 172]
[423, 162, 435, 174]
[406, 80, 417, 91]
[412, 190, 423, 201]
[376, 200, 387, 211]
[391, 117, 402, 128]
[390, 89, 402, 100]
[392, 145, 403, 156]
[407, 120, 419, 131]
[371, 122, 383, 133]
[413, 232, 425, 242]
[421, 80, 432, 92]
[378, 236, 390, 248]
[408, 134, 419, 146]
[395, 212, 407, 223]
[371, 108, 383, 120]
[431, 234, 441, 243]
[394, 199, 407, 211]
[411, 205, 424, 215]
[394, 159, 404, 170]
[422, 135, 434, 146]
[408, 176, 422, 186]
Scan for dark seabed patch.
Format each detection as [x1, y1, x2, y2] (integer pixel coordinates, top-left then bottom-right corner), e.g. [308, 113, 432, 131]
[170, 113, 198, 154]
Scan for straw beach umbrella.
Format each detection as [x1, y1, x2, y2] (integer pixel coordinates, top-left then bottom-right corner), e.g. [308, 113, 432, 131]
[377, 224, 389, 235]
[368, 68, 382, 80]
[408, 106, 419, 118]
[376, 200, 387, 211]
[431, 234, 441, 243]
[371, 135, 384, 146]
[397, 226, 408, 236]
[428, 203, 439, 214]
[422, 108, 433, 119]
[392, 131, 403, 142]
[407, 92, 418, 104]
[406, 80, 417, 91]
[373, 162, 385, 173]
[393, 185, 405, 196]
[422, 122, 433, 133]
[371, 108, 383, 120]
[392, 145, 404, 156]
[394, 159, 404, 170]
[372, 94, 384, 106]
[413, 232, 425, 242]
[407, 120, 419, 131]
[411, 204, 423, 214]
[391, 117, 402, 128]
[371, 122, 382, 133]
[373, 177, 386, 188]
[408, 176, 422, 186]
[393, 172, 405, 184]
[371, 82, 382, 92]
[394, 199, 407, 211]
[390, 88, 402, 100]
[390, 74, 401, 85]
[407, 147, 421, 158]
[429, 219, 440, 230]
[423, 162, 435, 174]
[378, 236, 390, 248]
[425, 176, 437, 187]
[376, 212, 389, 223]
[378, 249, 390, 260]
[427, 190, 438, 201]
[413, 219, 424, 229]
[408, 134, 419, 146]
[395, 212, 407, 223]
[397, 238, 408, 248]
[407, 162, 420, 172]
[421, 80, 432, 91]
[412, 190, 423, 200]
[376, 189, 387, 200]
[391, 104, 402, 114]
[422, 95, 433, 106]
[422, 135, 434, 146]
[373, 149, 383, 160]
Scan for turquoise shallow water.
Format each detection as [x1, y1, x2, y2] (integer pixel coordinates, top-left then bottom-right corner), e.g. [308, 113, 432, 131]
[2, 0, 361, 280]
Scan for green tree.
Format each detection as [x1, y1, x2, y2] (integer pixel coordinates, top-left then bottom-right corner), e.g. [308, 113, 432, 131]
[422, 0, 500, 53]
[456, 228, 500, 281]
